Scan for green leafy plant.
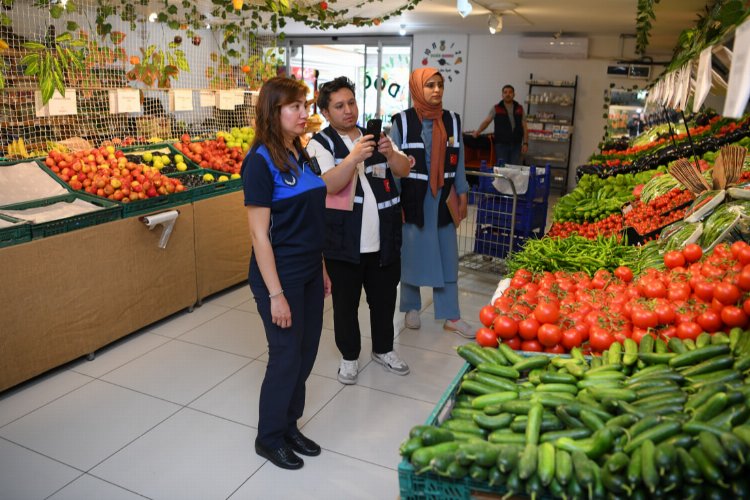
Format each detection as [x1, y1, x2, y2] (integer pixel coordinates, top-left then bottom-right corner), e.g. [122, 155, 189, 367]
[20, 31, 87, 104]
[125, 45, 189, 88]
[635, 0, 661, 55]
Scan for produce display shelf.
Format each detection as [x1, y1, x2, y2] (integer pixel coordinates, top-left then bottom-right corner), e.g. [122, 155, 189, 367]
[120, 142, 203, 175]
[0, 213, 31, 248]
[168, 168, 242, 202]
[0, 192, 121, 239]
[34, 160, 194, 219]
[399, 351, 571, 500]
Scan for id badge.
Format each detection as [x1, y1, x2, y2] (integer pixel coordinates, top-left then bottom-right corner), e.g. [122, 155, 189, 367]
[372, 163, 387, 178]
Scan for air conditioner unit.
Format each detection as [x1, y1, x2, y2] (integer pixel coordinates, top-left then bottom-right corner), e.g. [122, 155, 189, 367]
[518, 37, 589, 59]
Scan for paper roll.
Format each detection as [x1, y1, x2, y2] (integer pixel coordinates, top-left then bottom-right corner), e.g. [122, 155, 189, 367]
[141, 210, 179, 249]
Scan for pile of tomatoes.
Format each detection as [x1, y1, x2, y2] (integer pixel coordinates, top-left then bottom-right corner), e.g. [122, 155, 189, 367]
[624, 188, 694, 236]
[547, 213, 623, 240]
[476, 241, 750, 354]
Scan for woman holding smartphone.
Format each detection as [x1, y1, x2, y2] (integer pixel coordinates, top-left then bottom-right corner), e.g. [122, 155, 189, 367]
[242, 76, 331, 470]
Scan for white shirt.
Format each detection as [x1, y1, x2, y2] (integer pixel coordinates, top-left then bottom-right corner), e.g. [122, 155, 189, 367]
[307, 130, 386, 253]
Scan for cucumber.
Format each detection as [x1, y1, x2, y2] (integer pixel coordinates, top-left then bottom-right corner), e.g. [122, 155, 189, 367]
[420, 426, 455, 446]
[696, 332, 711, 349]
[472, 372, 519, 392]
[608, 341, 623, 365]
[441, 419, 486, 437]
[410, 441, 460, 470]
[518, 443, 538, 480]
[555, 406, 585, 429]
[513, 355, 550, 372]
[487, 430, 526, 445]
[667, 337, 687, 354]
[711, 332, 730, 345]
[500, 399, 533, 415]
[481, 346, 510, 366]
[476, 362, 519, 379]
[633, 392, 687, 408]
[639, 352, 676, 365]
[535, 383, 578, 394]
[408, 425, 433, 439]
[692, 392, 729, 422]
[429, 451, 455, 474]
[680, 354, 734, 377]
[640, 439, 659, 493]
[572, 449, 595, 496]
[606, 413, 638, 429]
[540, 371, 578, 384]
[510, 415, 564, 434]
[579, 409, 605, 431]
[623, 338, 639, 366]
[708, 403, 750, 429]
[530, 392, 576, 408]
[555, 448, 573, 486]
[472, 411, 513, 430]
[602, 462, 632, 495]
[473, 442, 501, 467]
[450, 407, 483, 420]
[720, 431, 748, 465]
[734, 354, 750, 372]
[526, 402, 543, 445]
[588, 386, 637, 402]
[690, 446, 728, 487]
[661, 433, 695, 448]
[496, 444, 522, 473]
[626, 446, 642, 487]
[669, 344, 731, 368]
[683, 338, 697, 350]
[623, 420, 682, 453]
[635, 384, 681, 400]
[445, 460, 469, 479]
[539, 428, 592, 443]
[734, 425, 750, 447]
[655, 337, 668, 354]
[654, 441, 676, 476]
[586, 426, 616, 460]
[503, 468, 522, 495]
[498, 343, 524, 364]
[470, 391, 518, 409]
[676, 447, 703, 484]
[639, 334, 655, 354]
[537, 442, 555, 486]
[456, 344, 492, 367]
[399, 436, 422, 458]
[459, 380, 497, 395]
[468, 463, 488, 482]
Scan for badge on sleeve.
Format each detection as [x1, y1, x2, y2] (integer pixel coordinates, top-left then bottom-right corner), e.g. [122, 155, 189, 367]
[450, 153, 458, 166]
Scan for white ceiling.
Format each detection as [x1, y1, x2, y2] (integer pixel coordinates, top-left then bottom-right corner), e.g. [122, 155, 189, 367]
[272, 0, 709, 57]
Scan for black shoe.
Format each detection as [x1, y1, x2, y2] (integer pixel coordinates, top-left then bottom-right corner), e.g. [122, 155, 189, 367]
[255, 441, 304, 470]
[285, 430, 321, 457]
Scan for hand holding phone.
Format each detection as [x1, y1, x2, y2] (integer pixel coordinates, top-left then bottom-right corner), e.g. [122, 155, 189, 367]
[365, 118, 382, 140]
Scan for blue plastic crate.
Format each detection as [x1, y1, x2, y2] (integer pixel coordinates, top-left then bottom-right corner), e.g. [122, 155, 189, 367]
[473, 225, 542, 259]
[475, 196, 548, 231]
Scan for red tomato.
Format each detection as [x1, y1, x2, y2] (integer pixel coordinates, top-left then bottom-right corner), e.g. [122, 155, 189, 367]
[631, 328, 650, 345]
[475, 327, 498, 347]
[510, 276, 529, 289]
[493, 315, 519, 339]
[714, 282, 741, 305]
[614, 266, 634, 283]
[654, 302, 676, 325]
[738, 247, 750, 266]
[744, 298, 750, 317]
[696, 309, 722, 333]
[677, 321, 703, 340]
[534, 302, 560, 324]
[521, 340, 543, 352]
[667, 282, 691, 301]
[693, 281, 716, 302]
[514, 269, 533, 281]
[739, 267, 750, 291]
[683, 244, 703, 263]
[641, 279, 667, 299]
[504, 336, 521, 350]
[561, 328, 584, 350]
[518, 317, 541, 340]
[545, 344, 566, 354]
[478, 305, 498, 328]
[537, 323, 562, 347]
[664, 250, 686, 269]
[660, 325, 678, 339]
[721, 306, 749, 328]
[731, 241, 748, 259]
[631, 307, 659, 329]
[589, 328, 615, 352]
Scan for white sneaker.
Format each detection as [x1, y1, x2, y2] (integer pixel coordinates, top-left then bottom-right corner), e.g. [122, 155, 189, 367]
[371, 351, 410, 375]
[444, 319, 475, 339]
[337, 359, 358, 385]
[405, 310, 421, 329]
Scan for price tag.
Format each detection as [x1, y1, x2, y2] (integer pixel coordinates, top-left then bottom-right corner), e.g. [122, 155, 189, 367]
[693, 46, 713, 113]
[216, 90, 236, 110]
[199, 90, 215, 108]
[116, 89, 141, 113]
[170, 89, 193, 111]
[47, 89, 77, 116]
[233, 89, 245, 106]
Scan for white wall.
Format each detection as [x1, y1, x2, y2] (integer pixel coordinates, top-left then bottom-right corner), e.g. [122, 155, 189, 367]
[453, 34, 660, 190]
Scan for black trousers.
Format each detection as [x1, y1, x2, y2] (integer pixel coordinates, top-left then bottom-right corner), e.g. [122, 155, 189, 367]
[251, 269, 323, 449]
[325, 252, 400, 361]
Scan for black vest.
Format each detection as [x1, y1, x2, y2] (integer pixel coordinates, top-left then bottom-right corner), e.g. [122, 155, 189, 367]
[310, 125, 402, 266]
[391, 108, 460, 228]
[493, 100, 524, 144]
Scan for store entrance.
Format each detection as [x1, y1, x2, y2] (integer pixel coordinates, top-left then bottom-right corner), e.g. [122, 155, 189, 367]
[284, 37, 411, 130]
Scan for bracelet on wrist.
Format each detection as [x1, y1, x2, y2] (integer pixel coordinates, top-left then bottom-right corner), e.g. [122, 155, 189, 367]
[269, 289, 284, 298]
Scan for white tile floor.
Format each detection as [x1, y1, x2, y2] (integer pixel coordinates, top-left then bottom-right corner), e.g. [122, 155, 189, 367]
[0, 272, 498, 500]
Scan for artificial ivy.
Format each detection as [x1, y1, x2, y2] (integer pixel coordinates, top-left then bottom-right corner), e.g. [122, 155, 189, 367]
[635, 0, 661, 56]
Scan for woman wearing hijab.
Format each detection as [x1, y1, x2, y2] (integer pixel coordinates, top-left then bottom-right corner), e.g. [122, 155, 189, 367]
[389, 68, 473, 338]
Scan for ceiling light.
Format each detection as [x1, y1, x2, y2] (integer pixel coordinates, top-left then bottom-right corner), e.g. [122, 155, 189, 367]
[148, 12, 157, 23]
[399, 24, 406, 36]
[488, 14, 502, 34]
[456, 0, 472, 18]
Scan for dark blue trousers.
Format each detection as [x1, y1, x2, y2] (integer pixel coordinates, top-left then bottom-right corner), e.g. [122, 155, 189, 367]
[495, 143, 522, 166]
[251, 269, 324, 449]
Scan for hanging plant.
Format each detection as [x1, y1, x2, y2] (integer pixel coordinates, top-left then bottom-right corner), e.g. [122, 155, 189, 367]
[635, 0, 661, 55]
[20, 31, 87, 104]
[125, 45, 189, 88]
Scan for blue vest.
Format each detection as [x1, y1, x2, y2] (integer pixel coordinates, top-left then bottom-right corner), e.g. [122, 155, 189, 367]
[391, 108, 460, 228]
[310, 126, 402, 266]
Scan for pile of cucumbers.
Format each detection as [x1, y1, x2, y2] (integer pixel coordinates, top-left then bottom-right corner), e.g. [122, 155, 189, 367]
[400, 334, 750, 499]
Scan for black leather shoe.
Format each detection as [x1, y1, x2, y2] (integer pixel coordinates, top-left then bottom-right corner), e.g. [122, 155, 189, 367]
[285, 430, 321, 457]
[255, 441, 304, 470]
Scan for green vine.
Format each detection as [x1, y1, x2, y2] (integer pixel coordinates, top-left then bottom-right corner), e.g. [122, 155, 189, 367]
[635, 0, 661, 55]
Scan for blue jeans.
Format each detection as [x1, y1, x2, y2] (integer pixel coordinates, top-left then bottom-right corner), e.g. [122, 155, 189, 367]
[495, 143, 522, 166]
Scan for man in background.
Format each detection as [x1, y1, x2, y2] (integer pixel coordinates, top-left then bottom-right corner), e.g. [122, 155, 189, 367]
[472, 84, 528, 166]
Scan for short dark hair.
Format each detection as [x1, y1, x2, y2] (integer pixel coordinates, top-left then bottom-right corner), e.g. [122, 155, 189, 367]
[317, 76, 355, 111]
[502, 84, 515, 93]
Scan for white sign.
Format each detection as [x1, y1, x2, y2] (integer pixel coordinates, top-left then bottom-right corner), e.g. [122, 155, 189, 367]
[170, 89, 193, 112]
[199, 90, 216, 108]
[35, 90, 77, 117]
[216, 90, 237, 110]
[693, 47, 714, 112]
[412, 34, 469, 117]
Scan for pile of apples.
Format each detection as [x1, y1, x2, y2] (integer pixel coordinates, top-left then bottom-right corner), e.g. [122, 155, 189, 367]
[44, 146, 186, 203]
[172, 133, 246, 175]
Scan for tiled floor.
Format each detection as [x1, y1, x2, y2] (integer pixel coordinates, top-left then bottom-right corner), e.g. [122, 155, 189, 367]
[0, 272, 498, 500]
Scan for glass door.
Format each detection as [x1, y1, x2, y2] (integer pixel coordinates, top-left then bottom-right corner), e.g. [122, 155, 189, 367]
[284, 37, 411, 130]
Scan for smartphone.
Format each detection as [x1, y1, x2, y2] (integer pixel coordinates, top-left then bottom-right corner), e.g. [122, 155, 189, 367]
[365, 118, 382, 140]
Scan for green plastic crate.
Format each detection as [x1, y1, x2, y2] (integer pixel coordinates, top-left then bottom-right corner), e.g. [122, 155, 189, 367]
[0, 192, 121, 239]
[167, 168, 242, 202]
[399, 351, 574, 500]
[120, 142, 202, 175]
[0, 213, 31, 248]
